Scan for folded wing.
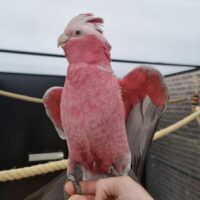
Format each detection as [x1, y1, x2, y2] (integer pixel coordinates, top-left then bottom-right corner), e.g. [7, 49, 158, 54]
[43, 87, 65, 139]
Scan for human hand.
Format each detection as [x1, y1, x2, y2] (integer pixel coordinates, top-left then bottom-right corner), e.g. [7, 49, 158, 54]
[65, 176, 153, 200]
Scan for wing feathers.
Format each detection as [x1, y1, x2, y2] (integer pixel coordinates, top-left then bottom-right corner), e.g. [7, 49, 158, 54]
[43, 87, 65, 140]
[126, 96, 164, 179]
[120, 66, 169, 180]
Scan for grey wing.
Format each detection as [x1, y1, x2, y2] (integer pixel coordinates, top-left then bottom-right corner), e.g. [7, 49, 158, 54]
[126, 96, 165, 180]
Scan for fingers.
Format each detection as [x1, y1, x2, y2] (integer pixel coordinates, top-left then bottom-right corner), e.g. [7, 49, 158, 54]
[65, 181, 76, 196]
[65, 176, 153, 200]
[95, 176, 133, 200]
[65, 180, 97, 196]
[79, 180, 97, 195]
[68, 194, 84, 200]
[65, 177, 125, 199]
[95, 178, 116, 200]
[68, 194, 94, 200]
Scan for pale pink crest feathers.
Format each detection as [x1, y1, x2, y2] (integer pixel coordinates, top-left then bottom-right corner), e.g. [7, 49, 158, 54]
[65, 13, 104, 34]
[64, 13, 111, 50]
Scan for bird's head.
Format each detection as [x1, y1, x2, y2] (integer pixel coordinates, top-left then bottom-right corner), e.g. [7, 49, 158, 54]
[58, 13, 111, 64]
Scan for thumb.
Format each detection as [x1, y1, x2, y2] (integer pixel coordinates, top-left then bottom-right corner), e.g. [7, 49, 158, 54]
[95, 178, 117, 200]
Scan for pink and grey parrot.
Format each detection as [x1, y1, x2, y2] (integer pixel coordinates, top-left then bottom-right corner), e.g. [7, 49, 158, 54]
[42, 13, 168, 199]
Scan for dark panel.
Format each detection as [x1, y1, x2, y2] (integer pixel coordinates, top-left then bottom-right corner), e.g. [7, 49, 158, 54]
[0, 72, 68, 199]
[0, 171, 65, 200]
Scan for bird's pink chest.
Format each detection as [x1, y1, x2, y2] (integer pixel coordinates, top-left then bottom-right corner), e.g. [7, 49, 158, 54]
[60, 64, 129, 173]
[61, 64, 112, 126]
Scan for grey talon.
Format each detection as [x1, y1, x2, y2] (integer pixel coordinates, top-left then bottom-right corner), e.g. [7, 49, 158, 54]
[73, 180, 81, 194]
[64, 190, 69, 200]
[64, 173, 81, 199]
[108, 166, 120, 176]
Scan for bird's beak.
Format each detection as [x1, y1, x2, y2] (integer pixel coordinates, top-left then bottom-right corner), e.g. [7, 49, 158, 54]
[57, 33, 68, 48]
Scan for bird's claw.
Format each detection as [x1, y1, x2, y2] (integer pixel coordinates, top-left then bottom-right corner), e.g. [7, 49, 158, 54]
[64, 173, 81, 200]
[108, 166, 120, 176]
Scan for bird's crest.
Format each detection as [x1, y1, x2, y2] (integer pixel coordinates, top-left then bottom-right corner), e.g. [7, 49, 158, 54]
[67, 13, 104, 34]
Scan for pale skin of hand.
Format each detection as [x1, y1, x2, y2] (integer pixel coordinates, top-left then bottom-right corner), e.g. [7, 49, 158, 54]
[65, 176, 153, 200]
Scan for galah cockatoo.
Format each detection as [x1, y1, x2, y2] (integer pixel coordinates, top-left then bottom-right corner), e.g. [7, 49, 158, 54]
[43, 13, 169, 199]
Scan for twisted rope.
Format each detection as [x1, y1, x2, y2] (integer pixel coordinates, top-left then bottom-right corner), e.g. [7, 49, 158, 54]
[168, 97, 190, 104]
[0, 160, 68, 182]
[153, 108, 200, 141]
[0, 90, 43, 104]
[0, 89, 190, 104]
[0, 89, 199, 182]
[0, 109, 199, 182]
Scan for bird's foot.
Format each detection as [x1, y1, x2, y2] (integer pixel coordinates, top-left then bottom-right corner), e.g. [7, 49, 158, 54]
[108, 166, 120, 177]
[64, 173, 81, 200]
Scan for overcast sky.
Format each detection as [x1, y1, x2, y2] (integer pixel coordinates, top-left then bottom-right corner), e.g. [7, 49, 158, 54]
[0, 0, 199, 76]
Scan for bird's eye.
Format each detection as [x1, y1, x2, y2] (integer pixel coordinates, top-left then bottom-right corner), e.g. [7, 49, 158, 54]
[75, 30, 81, 36]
